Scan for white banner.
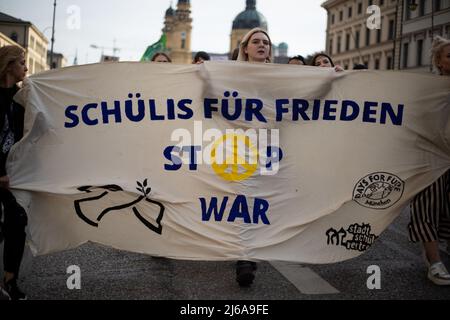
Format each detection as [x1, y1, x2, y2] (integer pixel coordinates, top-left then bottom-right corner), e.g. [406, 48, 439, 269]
[8, 61, 450, 263]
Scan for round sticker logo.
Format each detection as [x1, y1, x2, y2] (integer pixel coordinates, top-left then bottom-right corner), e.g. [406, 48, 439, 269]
[353, 172, 404, 209]
[210, 133, 258, 182]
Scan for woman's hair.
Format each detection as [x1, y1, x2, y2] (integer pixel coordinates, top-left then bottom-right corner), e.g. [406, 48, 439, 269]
[193, 51, 210, 63]
[151, 52, 172, 62]
[237, 28, 272, 63]
[230, 47, 239, 61]
[431, 36, 450, 74]
[0, 45, 25, 80]
[310, 52, 335, 67]
[288, 55, 306, 65]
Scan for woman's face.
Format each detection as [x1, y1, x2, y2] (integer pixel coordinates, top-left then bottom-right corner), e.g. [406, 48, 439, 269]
[438, 45, 450, 75]
[8, 53, 28, 82]
[153, 54, 170, 63]
[245, 32, 270, 63]
[314, 55, 333, 68]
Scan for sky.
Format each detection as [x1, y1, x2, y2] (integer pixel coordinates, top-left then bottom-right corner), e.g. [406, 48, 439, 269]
[0, 0, 328, 65]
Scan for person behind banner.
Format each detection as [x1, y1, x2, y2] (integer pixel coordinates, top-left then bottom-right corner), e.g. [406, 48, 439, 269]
[193, 51, 210, 64]
[0, 45, 28, 300]
[407, 35, 450, 286]
[233, 27, 273, 287]
[237, 28, 272, 63]
[288, 55, 306, 65]
[151, 52, 172, 63]
[310, 52, 344, 72]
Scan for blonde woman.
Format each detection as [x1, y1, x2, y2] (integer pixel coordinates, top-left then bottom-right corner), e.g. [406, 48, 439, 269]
[407, 36, 450, 286]
[0, 45, 28, 299]
[237, 27, 272, 63]
[233, 27, 273, 287]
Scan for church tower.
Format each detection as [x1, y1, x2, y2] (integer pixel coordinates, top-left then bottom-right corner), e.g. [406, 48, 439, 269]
[230, 0, 268, 54]
[163, 0, 192, 64]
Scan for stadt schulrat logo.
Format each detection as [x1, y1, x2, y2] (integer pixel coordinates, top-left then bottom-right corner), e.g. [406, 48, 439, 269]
[352, 172, 404, 209]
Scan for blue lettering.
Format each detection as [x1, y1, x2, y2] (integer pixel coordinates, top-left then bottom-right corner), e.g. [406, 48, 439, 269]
[200, 197, 228, 222]
[204, 98, 219, 118]
[253, 198, 270, 225]
[64, 105, 79, 128]
[227, 195, 251, 223]
[340, 100, 360, 121]
[181, 145, 201, 170]
[363, 101, 378, 123]
[265, 146, 283, 169]
[163, 146, 182, 171]
[323, 100, 338, 120]
[381, 103, 403, 126]
[177, 99, 193, 119]
[82, 103, 98, 126]
[149, 99, 164, 121]
[312, 99, 321, 120]
[245, 99, 266, 122]
[101, 101, 122, 124]
[125, 97, 145, 122]
[275, 99, 290, 122]
[292, 99, 310, 121]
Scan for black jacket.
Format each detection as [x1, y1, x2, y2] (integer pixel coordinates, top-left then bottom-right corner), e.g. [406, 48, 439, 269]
[0, 85, 24, 176]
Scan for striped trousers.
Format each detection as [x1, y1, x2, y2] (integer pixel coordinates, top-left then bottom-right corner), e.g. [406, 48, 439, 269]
[408, 170, 450, 243]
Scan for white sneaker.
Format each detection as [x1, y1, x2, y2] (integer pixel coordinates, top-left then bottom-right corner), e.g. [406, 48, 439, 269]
[428, 262, 450, 286]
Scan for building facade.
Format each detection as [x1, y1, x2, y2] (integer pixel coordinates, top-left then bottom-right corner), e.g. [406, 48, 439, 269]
[0, 12, 49, 75]
[398, 0, 450, 73]
[322, 0, 398, 70]
[163, 0, 192, 64]
[47, 51, 67, 69]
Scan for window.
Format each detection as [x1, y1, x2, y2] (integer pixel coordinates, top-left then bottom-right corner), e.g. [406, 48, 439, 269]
[332, 14, 335, 24]
[358, 2, 362, 14]
[346, 33, 350, 51]
[337, 36, 341, 53]
[344, 65, 348, 70]
[388, 20, 395, 40]
[369, 0, 373, 6]
[434, 0, 441, 11]
[28, 58, 34, 74]
[181, 32, 186, 49]
[366, 28, 371, 46]
[403, 43, 409, 68]
[329, 39, 333, 55]
[405, 2, 411, 20]
[348, 6, 352, 18]
[419, 0, 425, 16]
[339, 10, 343, 21]
[387, 56, 393, 70]
[375, 59, 380, 70]
[377, 28, 381, 43]
[355, 30, 360, 49]
[10, 32, 18, 42]
[417, 39, 423, 66]
[380, 0, 384, 5]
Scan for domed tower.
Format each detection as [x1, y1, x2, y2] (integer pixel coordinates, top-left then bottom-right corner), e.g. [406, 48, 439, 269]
[277, 42, 288, 57]
[230, 0, 268, 54]
[163, 0, 192, 64]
